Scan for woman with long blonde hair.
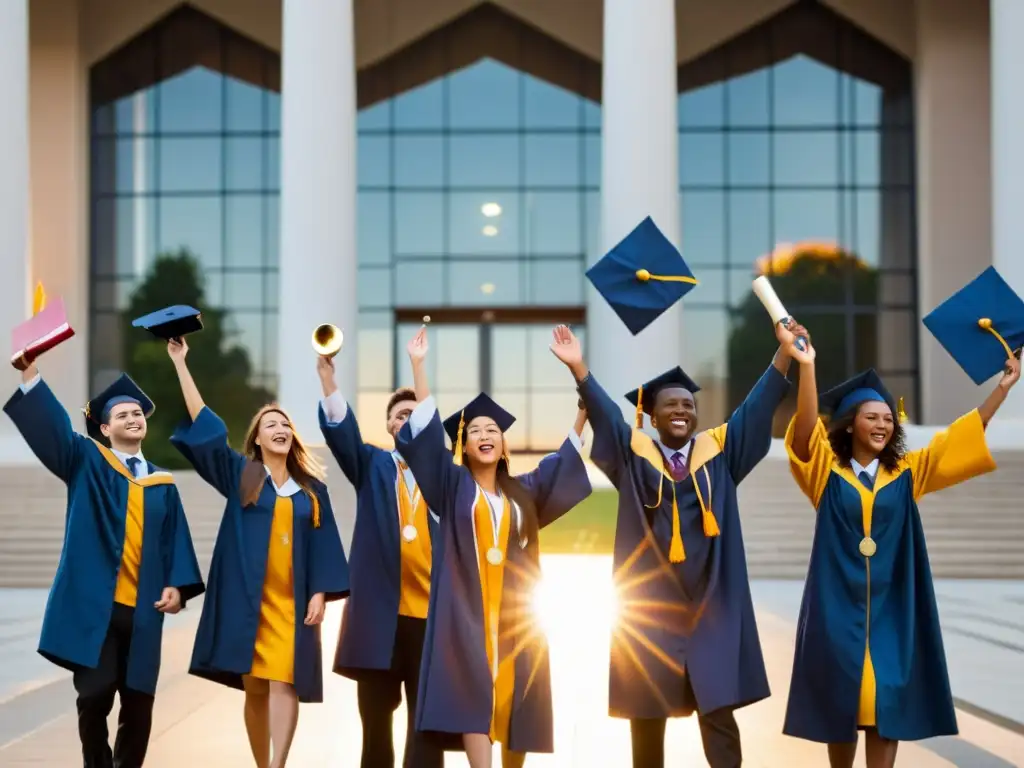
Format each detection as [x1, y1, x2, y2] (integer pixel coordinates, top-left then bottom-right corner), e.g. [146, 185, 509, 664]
[167, 339, 349, 768]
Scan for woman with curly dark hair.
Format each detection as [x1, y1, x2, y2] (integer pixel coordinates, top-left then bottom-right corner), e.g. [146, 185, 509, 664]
[781, 336, 1020, 768]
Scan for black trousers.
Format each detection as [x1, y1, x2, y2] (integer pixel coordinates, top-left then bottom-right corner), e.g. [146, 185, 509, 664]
[629, 672, 742, 768]
[73, 603, 154, 768]
[356, 615, 442, 768]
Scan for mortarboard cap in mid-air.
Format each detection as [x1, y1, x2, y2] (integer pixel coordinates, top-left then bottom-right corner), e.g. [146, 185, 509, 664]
[585, 216, 698, 336]
[442, 393, 516, 467]
[83, 373, 154, 441]
[922, 266, 1024, 385]
[132, 305, 204, 341]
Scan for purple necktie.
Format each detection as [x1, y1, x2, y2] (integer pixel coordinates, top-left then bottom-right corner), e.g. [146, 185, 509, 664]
[670, 452, 687, 481]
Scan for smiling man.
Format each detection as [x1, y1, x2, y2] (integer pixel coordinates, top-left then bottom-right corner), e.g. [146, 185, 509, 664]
[4, 361, 204, 768]
[550, 321, 808, 768]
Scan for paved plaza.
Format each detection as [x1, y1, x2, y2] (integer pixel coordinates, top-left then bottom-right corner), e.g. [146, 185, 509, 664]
[2, 557, 1023, 766]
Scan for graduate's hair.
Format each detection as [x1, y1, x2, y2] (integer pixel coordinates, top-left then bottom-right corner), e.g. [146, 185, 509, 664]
[826, 407, 907, 473]
[243, 404, 326, 494]
[458, 437, 541, 548]
[386, 388, 417, 418]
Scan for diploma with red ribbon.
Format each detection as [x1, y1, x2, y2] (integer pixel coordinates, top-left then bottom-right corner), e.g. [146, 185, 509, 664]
[10, 283, 75, 369]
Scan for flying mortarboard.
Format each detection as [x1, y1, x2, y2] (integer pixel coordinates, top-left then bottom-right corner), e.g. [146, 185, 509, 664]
[922, 266, 1024, 385]
[819, 368, 907, 422]
[586, 216, 698, 336]
[624, 367, 701, 429]
[83, 373, 155, 442]
[132, 305, 204, 341]
[443, 393, 516, 467]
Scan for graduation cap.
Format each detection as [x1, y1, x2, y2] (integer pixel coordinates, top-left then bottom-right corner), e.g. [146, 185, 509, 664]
[585, 216, 698, 336]
[624, 366, 700, 429]
[83, 373, 155, 441]
[443, 393, 516, 467]
[922, 266, 1024, 385]
[819, 368, 906, 422]
[132, 305, 204, 341]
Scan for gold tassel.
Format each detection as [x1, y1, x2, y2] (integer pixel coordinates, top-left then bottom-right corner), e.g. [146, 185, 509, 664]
[668, 483, 685, 563]
[896, 397, 908, 424]
[32, 282, 47, 316]
[635, 385, 645, 429]
[310, 491, 321, 528]
[978, 318, 1015, 359]
[453, 410, 466, 466]
[693, 467, 720, 538]
[636, 269, 698, 286]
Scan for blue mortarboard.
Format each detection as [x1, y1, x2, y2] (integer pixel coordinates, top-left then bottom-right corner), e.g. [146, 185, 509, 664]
[443, 393, 516, 466]
[83, 373, 154, 441]
[132, 305, 204, 340]
[819, 369, 898, 421]
[585, 216, 698, 336]
[624, 366, 701, 428]
[922, 266, 1024, 385]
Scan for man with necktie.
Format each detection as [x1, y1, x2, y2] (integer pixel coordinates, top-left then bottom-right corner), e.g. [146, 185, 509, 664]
[316, 353, 442, 768]
[550, 318, 810, 768]
[4, 359, 204, 768]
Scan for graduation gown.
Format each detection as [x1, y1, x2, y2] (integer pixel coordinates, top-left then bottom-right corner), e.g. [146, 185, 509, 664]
[395, 402, 592, 753]
[578, 365, 791, 719]
[3, 379, 204, 696]
[170, 406, 350, 703]
[782, 410, 996, 742]
[318, 401, 440, 679]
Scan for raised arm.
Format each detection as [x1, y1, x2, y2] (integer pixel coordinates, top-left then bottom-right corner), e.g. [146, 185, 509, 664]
[789, 338, 819, 463]
[394, 326, 462, 512]
[905, 358, 1018, 499]
[316, 354, 377, 489]
[711, 322, 809, 484]
[516, 418, 592, 528]
[167, 340, 245, 498]
[549, 325, 631, 486]
[3, 363, 86, 484]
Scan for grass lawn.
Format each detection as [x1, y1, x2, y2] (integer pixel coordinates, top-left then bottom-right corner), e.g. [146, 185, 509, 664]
[539, 489, 618, 555]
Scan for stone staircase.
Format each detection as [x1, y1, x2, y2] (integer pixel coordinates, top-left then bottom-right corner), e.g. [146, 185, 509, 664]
[1, 451, 1022, 587]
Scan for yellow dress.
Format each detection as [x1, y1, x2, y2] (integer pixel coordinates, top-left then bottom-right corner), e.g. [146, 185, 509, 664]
[474, 489, 515, 745]
[249, 495, 296, 683]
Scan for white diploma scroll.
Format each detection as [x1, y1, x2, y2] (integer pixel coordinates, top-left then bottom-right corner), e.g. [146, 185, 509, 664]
[752, 276, 806, 350]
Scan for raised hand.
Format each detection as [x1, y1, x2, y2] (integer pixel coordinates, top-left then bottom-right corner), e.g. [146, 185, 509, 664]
[407, 325, 429, 362]
[167, 337, 189, 363]
[1000, 354, 1021, 391]
[549, 325, 583, 368]
[776, 319, 815, 364]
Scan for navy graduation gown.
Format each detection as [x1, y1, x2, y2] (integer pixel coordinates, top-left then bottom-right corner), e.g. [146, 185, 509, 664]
[578, 365, 790, 719]
[318, 402, 441, 678]
[4, 379, 204, 696]
[170, 406, 350, 703]
[783, 410, 996, 743]
[395, 408, 592, 754]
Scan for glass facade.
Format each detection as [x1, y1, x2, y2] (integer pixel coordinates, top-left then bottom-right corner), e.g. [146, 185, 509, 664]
[87, 2, 916, 455]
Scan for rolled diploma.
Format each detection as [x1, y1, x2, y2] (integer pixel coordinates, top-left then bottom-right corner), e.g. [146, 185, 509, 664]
[752, 276, 806, 350]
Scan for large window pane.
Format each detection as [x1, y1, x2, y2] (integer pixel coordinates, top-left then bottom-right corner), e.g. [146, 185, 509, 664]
[679, 133, 724, 187]
[679, 83, 725, 128]
[773, 190, 840, 246]
[394, 261, 444, 306]
[529, 259, 585, 305]
[449, 135, 519, 187]
[524, 78, 580, 128]
[225, 195, 264, 268]
[395, 135, 444, 187]
[449, 60, 520, 129]
[727, 133, 770, 187]
[727, 70, 770, 127]
[394, 79, 444, 128]
[225, 76, 264, 131]
[158, 69, 223, 133]
[525, 135, 580, 187]
[448, 260, 523, 306]
[681, 191, 726, 267]
[157, 196, 223, 268]
[358, 266, 391, 310]
[159, 138, 222, 192]
[357, 191, 391, 266]
[726, 192, 770, 267]
[772, 56, 839, 126]
[449, 192, 520, 255]
[395, 193, 444, 255]
[226, 137, 264, 191]
[527, 192, 581, 255]
[774, 131, 840, 187]
[358, 135, 390, 187]
[224, 271, 263, 311]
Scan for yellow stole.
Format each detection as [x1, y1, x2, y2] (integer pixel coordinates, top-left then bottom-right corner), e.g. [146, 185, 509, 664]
[91, 440, 174, 608]
[396, 462, 431, 619]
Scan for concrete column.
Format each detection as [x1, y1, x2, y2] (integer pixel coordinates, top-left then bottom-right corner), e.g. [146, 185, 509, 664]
[914, 0, 991, 426]
[591, 0, 682, 418]
[0, 0, 31, 463]
[990, 0, 1024, 432]
[278, 0, 357, 442]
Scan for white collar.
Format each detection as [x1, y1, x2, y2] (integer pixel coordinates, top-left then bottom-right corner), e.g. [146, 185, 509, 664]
[111, 447, 145, 465]
[851, 458, 880, 481]
[263, 465, 301, 497]
[657, 440, 691, 464]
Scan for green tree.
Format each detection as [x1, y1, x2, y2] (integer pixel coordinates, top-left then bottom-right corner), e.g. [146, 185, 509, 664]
[726, 248, 879, 436]
[122, 250, 274, 468]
